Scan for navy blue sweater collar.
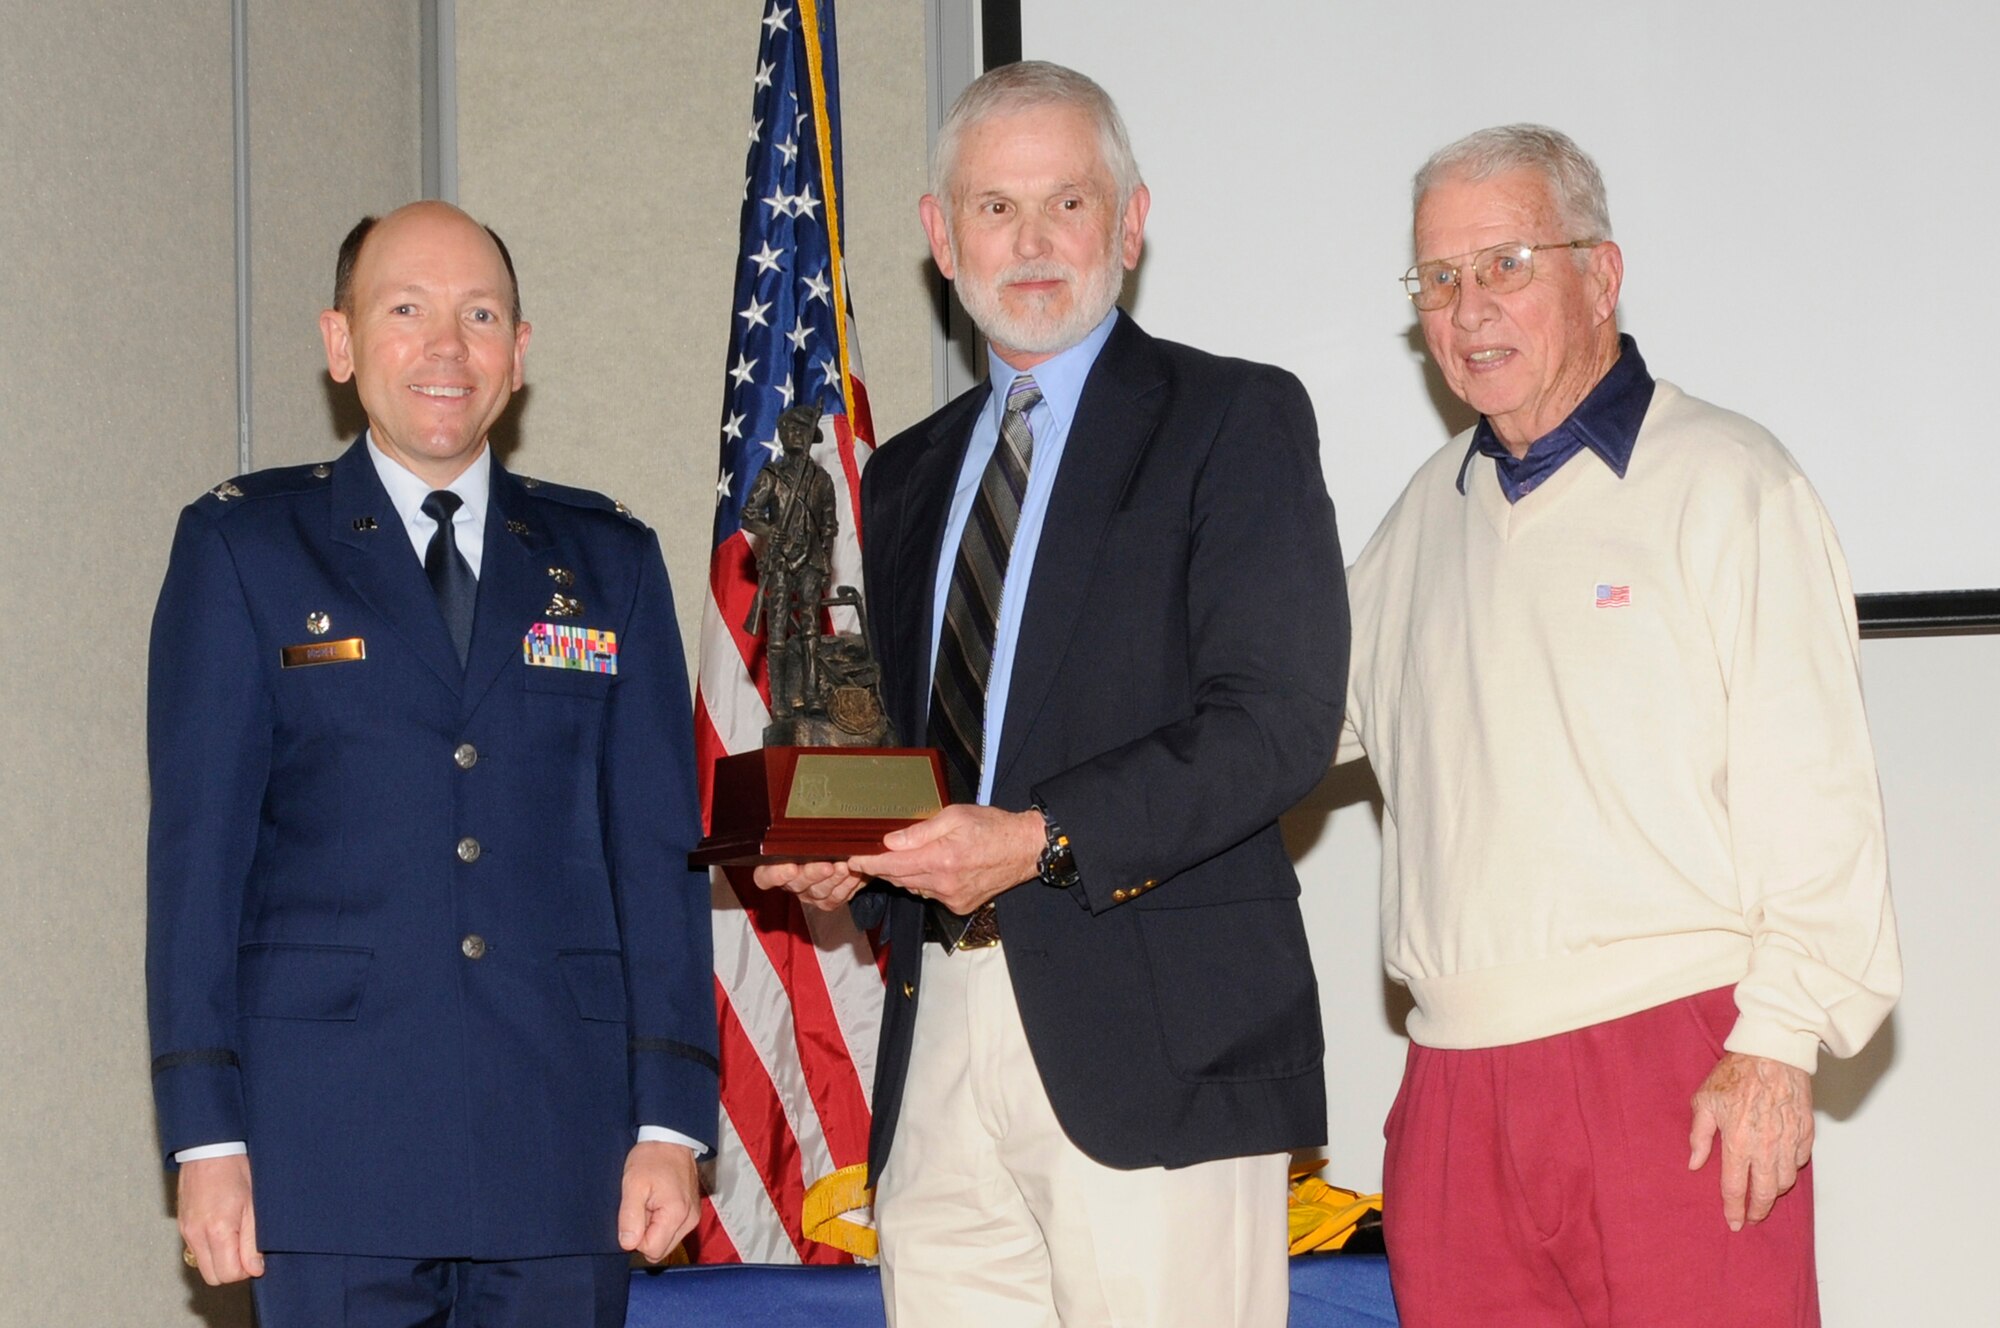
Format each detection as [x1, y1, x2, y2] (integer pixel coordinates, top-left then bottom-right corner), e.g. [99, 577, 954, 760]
[1456, 334, 1655, 501]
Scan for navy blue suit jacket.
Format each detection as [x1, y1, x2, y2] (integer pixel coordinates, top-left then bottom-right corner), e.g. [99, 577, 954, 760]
[857, 315, 1347, 1183]
[145, 437, 718, 1259]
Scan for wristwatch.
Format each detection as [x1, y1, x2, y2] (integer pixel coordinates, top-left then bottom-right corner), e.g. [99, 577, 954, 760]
[1031, 802, 1080, 890]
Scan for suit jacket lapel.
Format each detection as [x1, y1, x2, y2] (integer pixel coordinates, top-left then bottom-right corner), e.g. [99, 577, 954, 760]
[461, 464, 555, 715]
[328, 435, 464, 693]
[887, 389, 986, 741]
[991, 317, 1169, 792]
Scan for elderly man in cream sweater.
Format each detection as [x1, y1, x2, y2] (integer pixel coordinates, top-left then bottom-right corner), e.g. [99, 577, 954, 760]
[1341, 125, 1899, 1328]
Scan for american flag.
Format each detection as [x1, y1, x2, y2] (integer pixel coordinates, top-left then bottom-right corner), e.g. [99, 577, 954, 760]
[689, 0, 884, 1264]
[1595, 583, 1631, 608]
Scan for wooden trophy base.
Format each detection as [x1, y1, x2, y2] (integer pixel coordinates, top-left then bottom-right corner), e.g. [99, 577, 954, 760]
[691, 746, 948, 867]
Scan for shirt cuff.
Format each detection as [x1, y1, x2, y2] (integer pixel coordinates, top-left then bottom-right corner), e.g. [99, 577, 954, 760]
[174, 1141, 248, 1164]
[637, 1125, 708, 1158]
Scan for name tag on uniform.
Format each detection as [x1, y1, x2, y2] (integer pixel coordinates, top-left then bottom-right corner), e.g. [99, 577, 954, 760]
[281, 637, 366, 668]
[524, 622, 618, 675]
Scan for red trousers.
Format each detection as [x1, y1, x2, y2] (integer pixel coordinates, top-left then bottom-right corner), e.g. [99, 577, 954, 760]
[1383, 986, 1819, 1327]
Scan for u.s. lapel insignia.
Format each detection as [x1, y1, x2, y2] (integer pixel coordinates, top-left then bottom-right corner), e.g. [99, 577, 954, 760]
[547, 566, 574, 588]
[506, 519, 531, 536]
[210, 481, 245, 502]
[311, 463, 332, 479]
[306, 611, 331, 635]
[545, 592, 583, 618]
[352, 515, 379, 532]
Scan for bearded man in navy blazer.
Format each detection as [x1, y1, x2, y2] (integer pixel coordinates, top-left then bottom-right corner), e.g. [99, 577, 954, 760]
[759, 62, 1347, 1327]
[147, 201, 717, 1326]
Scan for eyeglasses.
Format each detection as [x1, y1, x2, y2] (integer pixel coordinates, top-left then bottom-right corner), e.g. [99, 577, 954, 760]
[1401, 239, 1601, 312]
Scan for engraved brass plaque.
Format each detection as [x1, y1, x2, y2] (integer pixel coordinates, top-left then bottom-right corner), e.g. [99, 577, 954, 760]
[281, 637, 366, 668]
[784, 753, 946, 820]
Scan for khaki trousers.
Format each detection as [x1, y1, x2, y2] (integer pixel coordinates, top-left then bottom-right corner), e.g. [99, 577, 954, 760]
[875, 943, 1289, 1328]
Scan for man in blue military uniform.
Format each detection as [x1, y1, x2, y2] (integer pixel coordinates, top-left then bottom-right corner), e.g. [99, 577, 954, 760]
[147, 201, 717, 1326]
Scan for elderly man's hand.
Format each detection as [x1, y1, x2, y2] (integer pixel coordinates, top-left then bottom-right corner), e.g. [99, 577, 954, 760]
[846, 805, 1044, 916]
[750, 860, 866, 911]
[1688, 1051, 1814, 1230]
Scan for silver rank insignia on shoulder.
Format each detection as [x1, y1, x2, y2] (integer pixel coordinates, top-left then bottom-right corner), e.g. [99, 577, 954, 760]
[614, 500, 632, 517]
[311, 463, 332, 479]
[519, 476, 542, 489]
[352, 516, 379, 532]
[545, 592, 583, 618]
[547, 566, 574, 588]
[210, 481, 245, 502]
[306, 611, 330, 635]
[506, 519, 531, 536]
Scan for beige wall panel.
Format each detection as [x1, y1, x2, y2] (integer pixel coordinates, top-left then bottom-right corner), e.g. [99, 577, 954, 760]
[0, 3, 423, 1323]
[455, 0, 933, 664]
[0, 6, 246, 1326]
[247, 0, 423, 466]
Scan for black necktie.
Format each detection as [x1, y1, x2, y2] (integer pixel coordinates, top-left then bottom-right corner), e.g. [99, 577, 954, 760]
[421, 489, 476, 666]
[925, 374, 1040, 948]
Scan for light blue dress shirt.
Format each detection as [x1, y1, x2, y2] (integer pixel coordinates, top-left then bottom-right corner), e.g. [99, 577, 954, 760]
[366, 432, 491, 573]
[926, 309, 1121, 805]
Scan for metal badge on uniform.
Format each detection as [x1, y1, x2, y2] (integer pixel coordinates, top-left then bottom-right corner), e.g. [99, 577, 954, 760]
[281, 637, 366, 668]
[545, 592, 583, 618]
[523, 622, 617, 674]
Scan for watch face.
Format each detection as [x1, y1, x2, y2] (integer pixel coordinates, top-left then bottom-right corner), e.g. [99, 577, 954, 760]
[1039, 840, 1078, 888]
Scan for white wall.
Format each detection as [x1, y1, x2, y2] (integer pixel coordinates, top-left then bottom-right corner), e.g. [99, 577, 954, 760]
[1020, 0, 1998, 595]
[1022, 2, 1999, 1321]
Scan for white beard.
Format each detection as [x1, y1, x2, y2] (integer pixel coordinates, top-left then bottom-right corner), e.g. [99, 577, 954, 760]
[953, 245, 1126, 359]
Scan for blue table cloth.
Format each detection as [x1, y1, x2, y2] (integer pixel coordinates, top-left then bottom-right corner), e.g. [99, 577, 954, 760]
[628, 1254, 1398, 1325]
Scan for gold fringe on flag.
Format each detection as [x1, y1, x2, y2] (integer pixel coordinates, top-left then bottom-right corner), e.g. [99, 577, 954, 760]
[802, 1163, 878, 1259]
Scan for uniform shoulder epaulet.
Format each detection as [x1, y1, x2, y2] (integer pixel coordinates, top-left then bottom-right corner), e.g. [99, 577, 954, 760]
[513, 473, 648, 528]
[193, 459, 338, 512]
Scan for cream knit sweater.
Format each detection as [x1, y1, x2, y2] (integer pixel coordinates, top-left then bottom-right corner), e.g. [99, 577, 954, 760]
[1342, 381, 1900, 1072]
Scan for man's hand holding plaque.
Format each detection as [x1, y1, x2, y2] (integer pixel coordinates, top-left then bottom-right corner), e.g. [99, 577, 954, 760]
[764, 804, 1045, 915]
[691, 406, 948, 868]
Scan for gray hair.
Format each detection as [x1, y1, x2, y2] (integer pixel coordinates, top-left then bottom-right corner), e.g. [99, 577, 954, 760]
[931, 61, 1142, 207]
[1413, 124, 1613, 241]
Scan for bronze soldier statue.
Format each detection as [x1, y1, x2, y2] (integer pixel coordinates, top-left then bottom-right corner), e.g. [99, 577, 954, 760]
[741, 406, 838, 722]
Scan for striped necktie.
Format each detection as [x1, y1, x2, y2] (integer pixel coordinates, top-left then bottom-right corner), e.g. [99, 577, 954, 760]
[924, 373, 1041, 949]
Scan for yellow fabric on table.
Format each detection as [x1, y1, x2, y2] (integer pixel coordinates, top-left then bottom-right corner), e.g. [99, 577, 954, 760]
[1287, 1161, 1383, 1255]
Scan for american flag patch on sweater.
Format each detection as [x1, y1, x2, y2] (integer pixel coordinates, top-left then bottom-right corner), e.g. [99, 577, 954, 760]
[1595, 583, 1631, 608]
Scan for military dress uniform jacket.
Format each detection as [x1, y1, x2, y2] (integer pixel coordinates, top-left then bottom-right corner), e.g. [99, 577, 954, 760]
[855, 314, 1349, 1183]
[145, 436, 718, 1259]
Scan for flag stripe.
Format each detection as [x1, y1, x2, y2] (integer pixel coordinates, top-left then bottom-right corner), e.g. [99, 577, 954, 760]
[711, 879, 837, 1202]
[725, 867, 876, 1167]
[712, 978, 814, 1260]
